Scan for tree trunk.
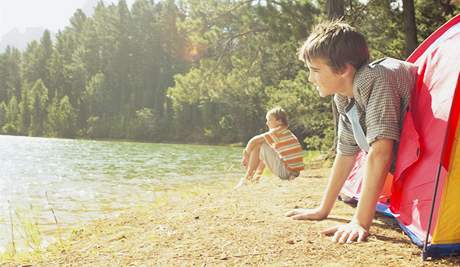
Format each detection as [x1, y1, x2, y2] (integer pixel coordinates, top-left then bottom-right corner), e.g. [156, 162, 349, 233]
[326, 0, 344, 158]
[402, 0, 418, 57]
[327, 0, 345, 19]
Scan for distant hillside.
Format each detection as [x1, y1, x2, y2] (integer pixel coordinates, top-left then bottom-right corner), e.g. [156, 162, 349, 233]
[0, 27, 47, 52]
[0, 0, 114, 52]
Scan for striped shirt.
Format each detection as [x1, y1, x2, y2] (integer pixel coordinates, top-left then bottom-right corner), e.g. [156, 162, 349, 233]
[335, 58, 417, 156]
[263, 128, 304, 172]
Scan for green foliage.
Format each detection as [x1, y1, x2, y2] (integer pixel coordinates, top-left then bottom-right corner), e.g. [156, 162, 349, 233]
[82, 73, 108, 116]
[18, 87, 31, 135]
[45, 95, 77, 138]
[0, 101, 7, 129]
[415, 0, 460, 42]
[128, 108, 160, 140]
[13, 205, 43, 251]
[3, 96, 19, 134]
[169, 0, 320, 144]
[265, 70, 334, 150]
[86, 116, 108, 138]
[29, 79, 49, 136]
[57, 96, 77, 138]
[0, 47, 22, 103]
[0, 0, 456, 150]
[342, 0, 405, 59]
[46, 96, 60, 137]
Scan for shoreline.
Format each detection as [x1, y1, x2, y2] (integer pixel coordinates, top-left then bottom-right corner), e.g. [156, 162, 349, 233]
[0, 133, 245, 148]
[2, 167, 459, 266]
[0, 135, 250, 259]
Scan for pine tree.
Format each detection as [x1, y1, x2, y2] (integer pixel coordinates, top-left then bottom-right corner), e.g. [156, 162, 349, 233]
[46, 95, 59, 137]
[0, 101, 7, 131]
[38, 30, 53, 90]
[3, 96, 19, 134]
[29, 79, 49, 136]
[57, 96, 77, 138]
[18, 87, 32, 135]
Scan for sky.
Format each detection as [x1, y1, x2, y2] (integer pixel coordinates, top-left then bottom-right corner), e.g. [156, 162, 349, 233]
[0, 0, 135, 37]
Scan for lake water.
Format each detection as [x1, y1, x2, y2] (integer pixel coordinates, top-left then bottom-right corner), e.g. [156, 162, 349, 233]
[0, 135, 244, 252]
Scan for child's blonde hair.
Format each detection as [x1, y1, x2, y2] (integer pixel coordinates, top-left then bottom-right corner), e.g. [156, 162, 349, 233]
[267, 107, 288, 126]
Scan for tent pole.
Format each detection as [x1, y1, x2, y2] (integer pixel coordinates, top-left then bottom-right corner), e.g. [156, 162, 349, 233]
[422, 164, 443, 260]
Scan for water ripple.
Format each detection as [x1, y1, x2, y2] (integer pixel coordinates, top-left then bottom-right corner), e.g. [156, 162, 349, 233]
[0, 135, 244, 252]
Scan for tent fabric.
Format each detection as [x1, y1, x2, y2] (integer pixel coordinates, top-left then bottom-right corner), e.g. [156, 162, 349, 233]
[340, 151, 365, 198]
[341, 151, 393, 203]
[423, 244, 460, 259]
[339, 13, 460, 259]
[391, 18, 460, 246]
[407, 15, 460, 170]
[432, 75, 460, 246]
[394, 14, 460, 256]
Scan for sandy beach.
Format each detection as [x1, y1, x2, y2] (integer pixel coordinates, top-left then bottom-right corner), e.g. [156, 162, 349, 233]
[2, 163, 459, 266]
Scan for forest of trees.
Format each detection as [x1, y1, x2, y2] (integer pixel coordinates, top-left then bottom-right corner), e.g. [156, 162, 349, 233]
[0, 0, 458, 150]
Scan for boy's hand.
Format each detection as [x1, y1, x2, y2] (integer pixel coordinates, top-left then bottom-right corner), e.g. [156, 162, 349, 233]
[285, 208, 327, 220]
[321, 221, 369, 243]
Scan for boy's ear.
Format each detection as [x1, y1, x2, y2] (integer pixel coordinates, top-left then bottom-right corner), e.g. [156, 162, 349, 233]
[339, 63, 355, 77]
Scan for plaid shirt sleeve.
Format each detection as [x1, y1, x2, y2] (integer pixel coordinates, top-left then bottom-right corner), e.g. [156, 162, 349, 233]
[364, 66, 402, 145]
[334, 94, 360, 156]
[337, 113, 360, 156]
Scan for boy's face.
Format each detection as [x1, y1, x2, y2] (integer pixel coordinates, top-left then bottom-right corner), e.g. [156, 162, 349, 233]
[266, 115, 282, 129]
[306, 57, 348, 97]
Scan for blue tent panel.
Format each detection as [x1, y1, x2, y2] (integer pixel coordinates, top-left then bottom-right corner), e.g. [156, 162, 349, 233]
[423, 244, 460, 260]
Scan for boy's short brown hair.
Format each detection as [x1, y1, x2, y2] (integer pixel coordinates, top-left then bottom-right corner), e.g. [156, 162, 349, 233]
[298, 20, 369, 71]
[267, 107, 288, 126]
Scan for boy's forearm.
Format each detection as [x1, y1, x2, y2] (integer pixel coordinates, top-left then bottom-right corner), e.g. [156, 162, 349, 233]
[353, 139, 393, 230]
[319, 153, 356, 215]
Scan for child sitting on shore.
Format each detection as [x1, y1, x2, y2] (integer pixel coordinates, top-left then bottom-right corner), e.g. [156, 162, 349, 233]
[235, 107, 304, 188]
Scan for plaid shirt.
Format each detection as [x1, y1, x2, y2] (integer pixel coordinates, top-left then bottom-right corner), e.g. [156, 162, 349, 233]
[335, 58, 418, 156]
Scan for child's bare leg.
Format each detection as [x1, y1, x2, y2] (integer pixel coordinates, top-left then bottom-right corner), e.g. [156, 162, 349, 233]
[253, 161, 265, 182]
[244, 144, 262, 181]
[235, 144, 262, 189]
